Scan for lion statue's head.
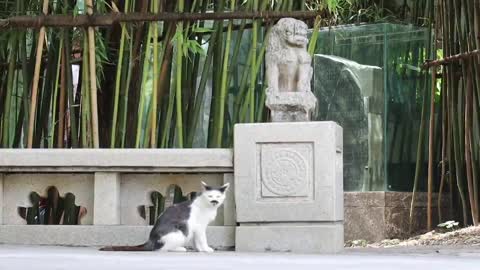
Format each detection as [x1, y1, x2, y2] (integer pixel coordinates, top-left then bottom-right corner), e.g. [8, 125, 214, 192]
[267, 18, 309, 53]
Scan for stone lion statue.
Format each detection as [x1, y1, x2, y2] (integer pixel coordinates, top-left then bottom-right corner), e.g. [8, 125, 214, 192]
[265, 18, 316, 122]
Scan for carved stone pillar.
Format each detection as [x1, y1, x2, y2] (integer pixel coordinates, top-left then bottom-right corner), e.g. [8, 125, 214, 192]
[234, 122, 344, 253]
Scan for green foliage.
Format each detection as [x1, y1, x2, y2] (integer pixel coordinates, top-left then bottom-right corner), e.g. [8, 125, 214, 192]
[0, 0, 427, 149]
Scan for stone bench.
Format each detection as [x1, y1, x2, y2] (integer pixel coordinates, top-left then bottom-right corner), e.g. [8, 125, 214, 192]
[0, 149, 235, 249]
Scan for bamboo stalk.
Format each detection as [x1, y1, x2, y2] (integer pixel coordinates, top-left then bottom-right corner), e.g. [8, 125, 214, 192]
[248, 0, 259, 123]
[409, 63, 429, 231]
[110, 0, 129, 148]
[175, 0, 185, 148]
[135, 24, 153, 148]
[437, 0, 447, 224]
[427, 66, 436, 231]
[81, 40, 90, 147]
[27, 0, 49, 148]
[2, 32, 18, 147]
[308, 16, 321, 56]
[58, 41, 66, 148]
[49, 38, 63, 148]
[63, 0, 77, 148]
[151, 0, 160, 148]
[119, 20, 134, 148]
[215, 0, 236, 147]
[156, 24, 175, 147]
[186, 28, 217, 147]
[17, 20, 30, 148]
[208, 0, 225, 147]
[86, 0, 100, 148]
[465, 60, 478, 226]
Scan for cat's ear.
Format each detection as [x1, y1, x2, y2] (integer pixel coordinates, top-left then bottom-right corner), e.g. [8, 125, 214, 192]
[201, 181, 212, 191]
[219, 183, 230, 193]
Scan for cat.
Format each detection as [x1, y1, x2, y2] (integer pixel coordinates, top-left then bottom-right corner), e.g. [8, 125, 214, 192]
[100, 181, 229, 252]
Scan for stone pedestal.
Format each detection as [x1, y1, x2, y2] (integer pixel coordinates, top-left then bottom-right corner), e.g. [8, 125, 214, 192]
[234, 121, 344, 253]
[266, 91, 317, 122]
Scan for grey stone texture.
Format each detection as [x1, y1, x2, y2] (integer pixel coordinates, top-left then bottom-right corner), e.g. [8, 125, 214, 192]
[265, 18, 317, 122]
[0, 149, 233, 173]
[0, 225, 235, 249]
[266, 92, 317, 122]
[313, 54, 383, 191]
[344, 191, 452, 242]
[94, 173, 121, 225]
[235, 122, 343, 222]
[236, 224, 343, 253]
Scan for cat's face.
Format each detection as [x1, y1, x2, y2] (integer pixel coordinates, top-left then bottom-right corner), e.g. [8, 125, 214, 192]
[199, 181, 229, 208]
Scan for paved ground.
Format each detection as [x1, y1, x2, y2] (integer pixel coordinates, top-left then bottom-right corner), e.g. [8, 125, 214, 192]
[0, 245, 479, 270]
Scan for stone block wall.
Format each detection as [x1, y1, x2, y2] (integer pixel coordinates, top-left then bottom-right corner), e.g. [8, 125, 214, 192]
[344, 191, 452, 242]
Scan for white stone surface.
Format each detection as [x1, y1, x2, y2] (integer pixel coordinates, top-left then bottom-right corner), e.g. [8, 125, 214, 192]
[2, 174, 94, 225]
[234, 122, 343, 222]
[4, 245, 480, 270]
[0, 149, 233, 172]
[265, 18, 317, 122]
[94, 173, 121, 225]
[0, 225, 234, 248]
[0, 174, 3, 225]
[235, 224, 343, 253]
[2, 245, 480, 270]
[120, 174, 224, 225]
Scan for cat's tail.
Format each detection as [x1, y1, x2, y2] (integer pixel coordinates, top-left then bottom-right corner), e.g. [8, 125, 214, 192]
[99, 240, 161, 251]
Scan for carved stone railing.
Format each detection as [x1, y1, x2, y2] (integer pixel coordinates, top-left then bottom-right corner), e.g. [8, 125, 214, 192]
[0, 149, 235, 249]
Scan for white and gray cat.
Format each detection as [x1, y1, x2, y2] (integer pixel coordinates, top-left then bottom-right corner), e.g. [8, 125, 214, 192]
[100, 181, 229, 252]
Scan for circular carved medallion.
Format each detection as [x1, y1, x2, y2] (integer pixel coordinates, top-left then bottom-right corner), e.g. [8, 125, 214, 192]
[262, 148, 308, 196]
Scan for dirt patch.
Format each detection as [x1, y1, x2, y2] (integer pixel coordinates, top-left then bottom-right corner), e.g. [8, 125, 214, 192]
[346, 226, 480, 248]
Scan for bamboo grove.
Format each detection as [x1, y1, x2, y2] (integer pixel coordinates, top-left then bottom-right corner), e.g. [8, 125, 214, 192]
[0, 0, 422, 150]
[431, 0, 480, 227]
[0, 0, 325, 149]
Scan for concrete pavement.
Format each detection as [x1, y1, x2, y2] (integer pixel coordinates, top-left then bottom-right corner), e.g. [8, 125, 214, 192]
[0, 245, 479, 270]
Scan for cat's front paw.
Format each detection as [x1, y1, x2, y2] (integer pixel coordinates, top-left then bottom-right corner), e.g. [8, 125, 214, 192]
[170, 247, 187, 252]
[199, 246, 214, 253]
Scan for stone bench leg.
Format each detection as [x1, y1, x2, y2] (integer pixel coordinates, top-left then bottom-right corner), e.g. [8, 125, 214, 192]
[94, 172, 121, 225]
